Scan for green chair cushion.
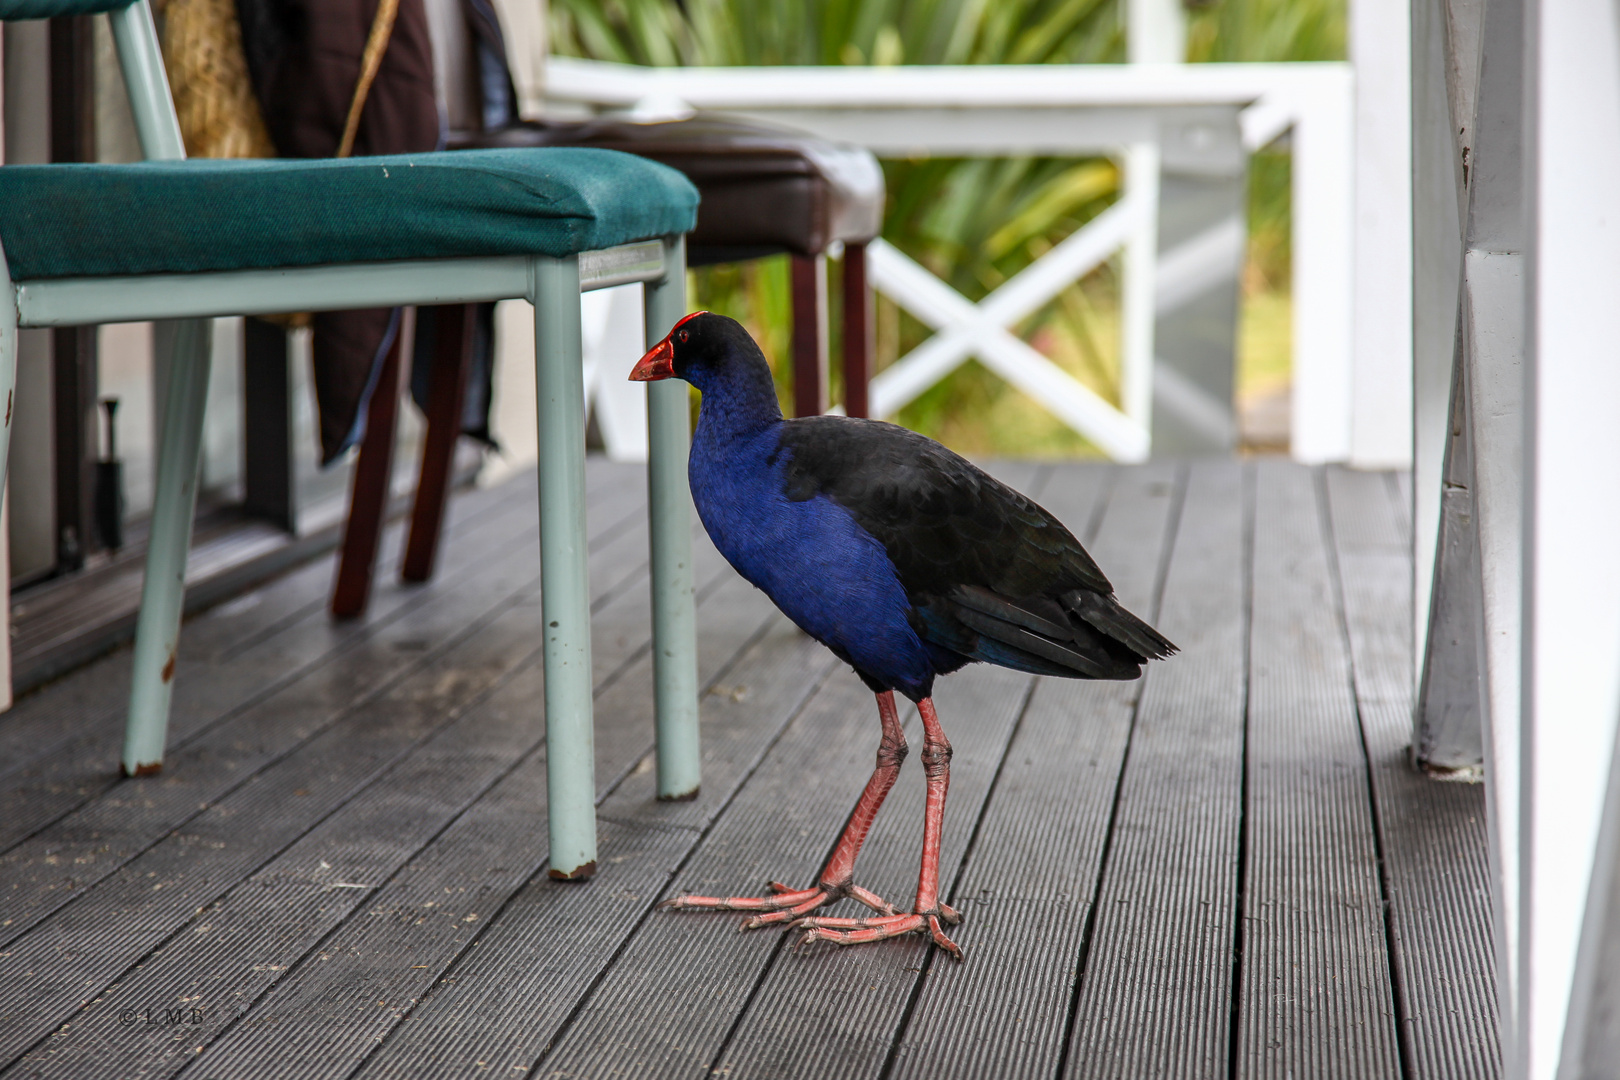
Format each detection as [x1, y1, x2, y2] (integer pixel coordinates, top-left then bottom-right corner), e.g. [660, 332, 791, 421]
[0, 148, 699, 281]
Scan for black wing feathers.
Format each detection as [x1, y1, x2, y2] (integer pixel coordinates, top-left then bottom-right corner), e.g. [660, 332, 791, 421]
[779, 416, 1177, 681]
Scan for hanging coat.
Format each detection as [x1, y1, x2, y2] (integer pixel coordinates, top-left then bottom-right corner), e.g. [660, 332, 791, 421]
[236, 0, 442, 464]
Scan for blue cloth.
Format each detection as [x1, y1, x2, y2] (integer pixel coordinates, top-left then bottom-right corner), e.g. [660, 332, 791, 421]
[0, 148, 699, 281]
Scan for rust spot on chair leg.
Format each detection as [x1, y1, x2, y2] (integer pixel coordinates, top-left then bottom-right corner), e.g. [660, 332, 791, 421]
[548, 860, 597, 882]
[5, 390, 11, 425]
[161, 650, 176, 683]
[123, 762, 162, 778]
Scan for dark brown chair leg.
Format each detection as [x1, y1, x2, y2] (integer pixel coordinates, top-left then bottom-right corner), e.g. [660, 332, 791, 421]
[242, 318, 296, 532]
[791, 253, 829, 417]
[331, 323, 405, 619]
[402, 304, 476, 584]
[841, 242, 872, 419]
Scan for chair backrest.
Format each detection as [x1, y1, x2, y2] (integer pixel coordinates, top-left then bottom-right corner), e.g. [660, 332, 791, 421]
[0, 0, 184, 161]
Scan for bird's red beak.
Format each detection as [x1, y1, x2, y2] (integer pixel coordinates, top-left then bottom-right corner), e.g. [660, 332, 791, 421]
[630, 311, 707, 382]
[630, 339, 674, 382]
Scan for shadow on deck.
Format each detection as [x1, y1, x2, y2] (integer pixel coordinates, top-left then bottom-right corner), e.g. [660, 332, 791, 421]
[0, 458, 1496, 1080]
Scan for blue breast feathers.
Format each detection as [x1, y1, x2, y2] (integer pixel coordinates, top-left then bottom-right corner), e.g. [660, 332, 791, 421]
[689, 427, 938, 700]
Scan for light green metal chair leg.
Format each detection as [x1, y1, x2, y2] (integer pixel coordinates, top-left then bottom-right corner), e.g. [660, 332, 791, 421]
[123, 318, 212, 776]
[643, 237, 701, 801]
[0, 248, 17, 496]
[531, 255, 597, 880]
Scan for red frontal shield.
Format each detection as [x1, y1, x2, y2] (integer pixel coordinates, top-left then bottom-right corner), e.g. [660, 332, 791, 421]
[630, 311, 708, 381]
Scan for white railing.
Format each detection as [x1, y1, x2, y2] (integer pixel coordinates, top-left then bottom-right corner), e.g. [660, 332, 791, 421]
[862, 156, 1156, 460]
[545, 58, 1381, 465]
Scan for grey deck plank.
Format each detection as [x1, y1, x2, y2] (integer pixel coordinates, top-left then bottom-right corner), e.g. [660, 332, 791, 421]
[0, 480, 671, 1067]
[1324, 466, 1499, 1080]
[11, 536, 750, 1080]
[0, 465, 639, 856]
[883, 462, 1184, 1080]
[1237, 461, 1401, 1079]
[1058, 460, 1247, 1079]
[0, 474, 649, 945]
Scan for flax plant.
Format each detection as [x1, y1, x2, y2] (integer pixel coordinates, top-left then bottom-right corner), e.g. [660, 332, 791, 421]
[551, 0, 1344, 457]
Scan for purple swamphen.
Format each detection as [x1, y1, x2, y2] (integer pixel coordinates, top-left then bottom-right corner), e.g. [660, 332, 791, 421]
[632, 312, 1176, 959]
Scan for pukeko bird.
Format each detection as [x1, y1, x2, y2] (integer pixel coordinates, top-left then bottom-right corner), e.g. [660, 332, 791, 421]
[632, 312, 1175, 959]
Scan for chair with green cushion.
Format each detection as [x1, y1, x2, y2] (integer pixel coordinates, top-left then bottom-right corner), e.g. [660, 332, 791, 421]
[0, 0, 701, 880]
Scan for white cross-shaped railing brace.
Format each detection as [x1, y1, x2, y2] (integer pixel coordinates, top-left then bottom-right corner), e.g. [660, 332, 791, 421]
[866, 144, 1160, 462]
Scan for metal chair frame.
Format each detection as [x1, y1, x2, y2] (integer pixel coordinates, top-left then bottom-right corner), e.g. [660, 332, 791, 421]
[0, 0, 700, 880]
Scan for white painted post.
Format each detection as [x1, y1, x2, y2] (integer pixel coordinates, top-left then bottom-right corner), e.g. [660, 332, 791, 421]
[1126, 0, 1174, 454]
[1289, 69, 1356, 463]
[1128, 0, 1185, 64]
[1521, 0, 1620, 1073]
[1349, 0, 1413, 468]
[1120, 142, 1159, 434]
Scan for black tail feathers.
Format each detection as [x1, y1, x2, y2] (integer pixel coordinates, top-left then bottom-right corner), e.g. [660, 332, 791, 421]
[1063, 590, 1178, 663]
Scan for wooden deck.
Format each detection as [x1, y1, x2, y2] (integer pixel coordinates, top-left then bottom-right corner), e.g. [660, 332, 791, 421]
[0, 458, 1497, 1079]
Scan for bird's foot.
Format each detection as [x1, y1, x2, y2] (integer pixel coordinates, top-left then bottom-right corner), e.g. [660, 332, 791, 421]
[657, 880, 901, 930]
[792, 905, 965, 961]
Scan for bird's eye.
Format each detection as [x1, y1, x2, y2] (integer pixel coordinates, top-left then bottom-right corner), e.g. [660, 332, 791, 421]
[678, 330, 689, 343]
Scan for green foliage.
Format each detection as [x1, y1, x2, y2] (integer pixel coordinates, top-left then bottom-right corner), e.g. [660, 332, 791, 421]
[551, 0, 1343, 457]
[1247, 149, 1291, 293]
[1186, 0, 1346, 63]
[551, 0, 1125, 67]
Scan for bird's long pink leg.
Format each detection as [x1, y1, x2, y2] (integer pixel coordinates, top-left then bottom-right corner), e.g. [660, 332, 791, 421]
[658, 691, 908, 926]
[796, 696, 964, 960]
[913, 697, 958, 925]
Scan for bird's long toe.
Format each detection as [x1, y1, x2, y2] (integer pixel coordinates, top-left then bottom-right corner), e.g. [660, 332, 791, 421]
[658, 880, 905, 931]
[845, 883, 901, 916]
[795, 912, 964, 961]
[657, 886, 826, 915]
